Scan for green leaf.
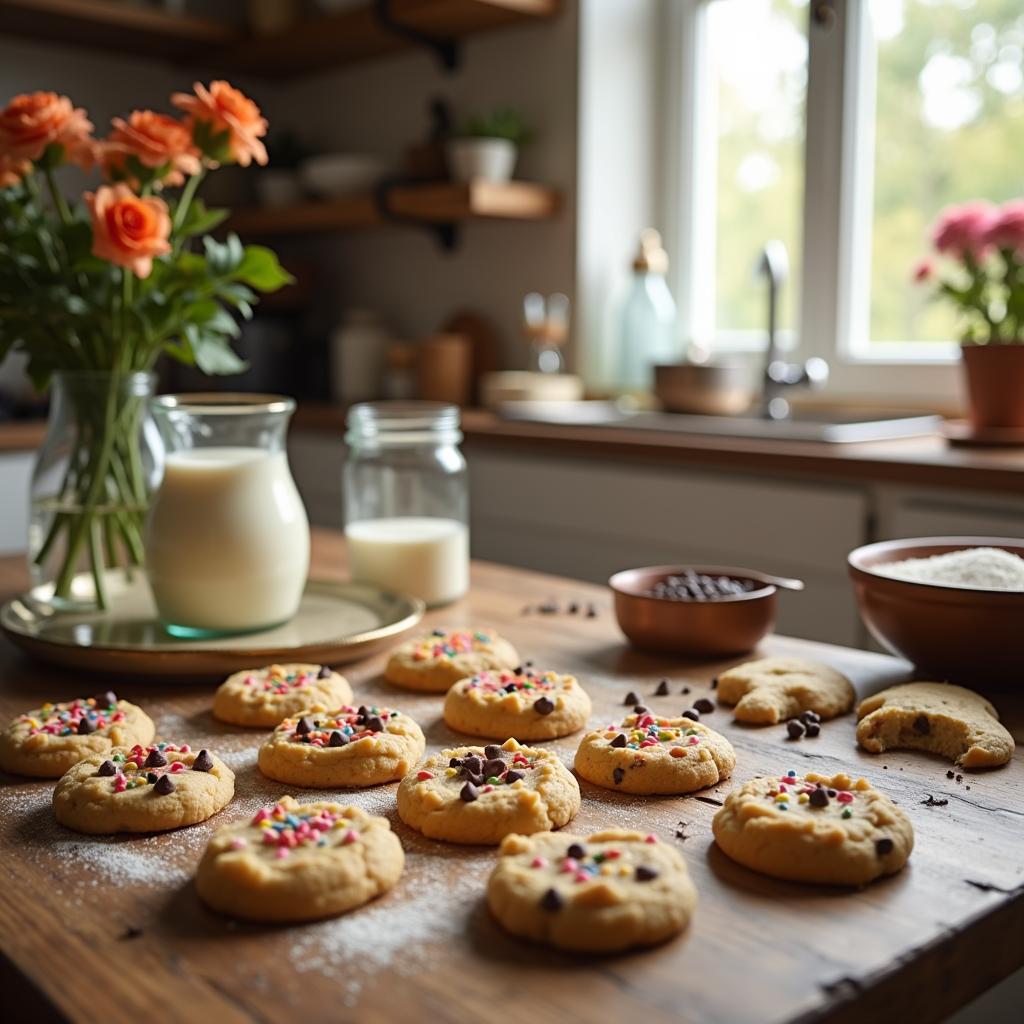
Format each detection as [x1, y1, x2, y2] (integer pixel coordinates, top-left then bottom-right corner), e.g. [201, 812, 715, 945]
[193, 335, 247, 375]
[178, 198, 229, 238]
[233, 246, 294, 292]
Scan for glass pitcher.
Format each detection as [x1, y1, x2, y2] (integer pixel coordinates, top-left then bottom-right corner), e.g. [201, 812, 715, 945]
[145, 393, 310, 637]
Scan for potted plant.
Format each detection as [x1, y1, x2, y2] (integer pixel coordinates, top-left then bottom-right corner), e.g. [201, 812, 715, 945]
[446, 107, 532, 185]
[917, 199, 1024, 431]
[0, 82, 292, 612]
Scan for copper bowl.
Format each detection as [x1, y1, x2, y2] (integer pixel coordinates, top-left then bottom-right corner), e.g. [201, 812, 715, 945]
[848, 536, 1024, 686]
[610, 565, 801, 657]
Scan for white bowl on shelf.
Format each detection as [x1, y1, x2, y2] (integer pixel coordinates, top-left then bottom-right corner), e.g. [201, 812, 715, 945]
[299, 154, 388, 198]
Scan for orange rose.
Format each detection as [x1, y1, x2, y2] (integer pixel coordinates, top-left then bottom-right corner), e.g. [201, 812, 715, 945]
[86, 183, 171, 280]
[101, 110, 201, 187]
[0, 91, 93, 166]
[0, 153, 30, 187]
[172, 80, 267, 167]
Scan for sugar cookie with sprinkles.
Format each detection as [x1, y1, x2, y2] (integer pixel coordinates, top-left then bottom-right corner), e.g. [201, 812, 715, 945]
[712, 770, 913, 885]
[384, 627, 519, 693]
[258, 704, 426, 787]
[52, 743, 234, 834]
[396, 738, 580, 844]
[487, 829, 697, 952]
[0, 692, 155, 778]
[443, 667, 592, 741]
[196, 796, 404, 922]
[212, 663, 353, 728]
[574, 712, 735, 794]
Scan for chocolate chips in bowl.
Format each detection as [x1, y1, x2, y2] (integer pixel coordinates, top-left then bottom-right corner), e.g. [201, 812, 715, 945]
[609, 564, 804, 658]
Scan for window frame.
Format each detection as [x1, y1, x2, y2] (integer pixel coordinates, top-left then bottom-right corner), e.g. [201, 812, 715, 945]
[664, 0, 961, 404]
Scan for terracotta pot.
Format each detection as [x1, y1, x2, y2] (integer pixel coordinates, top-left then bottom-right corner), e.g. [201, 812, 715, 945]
[961, 343, 1024, 429]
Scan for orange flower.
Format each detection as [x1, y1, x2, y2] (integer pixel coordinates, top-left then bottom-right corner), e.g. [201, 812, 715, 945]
[101, 110, 201, 187]
[0, 91, 93, 166]
[172, 80, 268, 167]
[0, 153, 30, 187]
[86, 183, 171, 280]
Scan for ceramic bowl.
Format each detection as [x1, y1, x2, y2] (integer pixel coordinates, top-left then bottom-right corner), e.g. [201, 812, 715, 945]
[299, 154, 387, 198]
[848, 536, 1024, 686]
[654, 362, 752, 416]
[610, 564, 799, 657]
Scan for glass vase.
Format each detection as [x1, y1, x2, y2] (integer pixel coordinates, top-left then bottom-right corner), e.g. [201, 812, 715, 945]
[28, 371, 162, 612]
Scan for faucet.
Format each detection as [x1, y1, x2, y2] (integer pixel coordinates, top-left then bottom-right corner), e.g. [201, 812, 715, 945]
[757, 240, 829, 420]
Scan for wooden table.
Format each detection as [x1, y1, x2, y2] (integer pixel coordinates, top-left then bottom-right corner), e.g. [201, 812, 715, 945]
[2, 531, 1022, 1024]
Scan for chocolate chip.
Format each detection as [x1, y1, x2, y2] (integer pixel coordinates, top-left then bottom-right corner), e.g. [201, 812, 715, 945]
[800, 710, 821, 724]
[296, 717, 314, 736]
[483, 758, 505, 778]
[153, 774, 175, 795]
[635, 866, 659, 882]
[318, 665, 332, 678]
[921, 795, 948, 807]
[329, 731, 348, 747]
[710, 676, 718, 689]
[804, 722, 821, 738]
[365, 716, 384, 733]
[538, 601, 559, 614]
[913, 715, 930, 735]
[460, 782, 479, 802]
[655, 680, 669, 696]
[875, 838, 894, 856]
[540, 888, 563, 912]
[786, 720, 805, 740]
[633, 705, 648, 715]
[192, 749, 214, 772]
[827, 789, 837, 797]
[147, 772, 158, 784]
[946, 770, 955, 779]
[512, 665, 524, 675]
[566, 843, 586, 859]
[809, 787, 829, 808]
[693, 698, 715, 714]
[612, 767, 625, 785]
[463, 754, 483, 775]
[484, 744, 503, 759]
[533, 697, 555, 716]
[610, 733, 627, 748]
[681, 686, 691, 696]
[144, 749, 167, 768]
[77, 718, 95, 735]
[468, 773, 485, 787]
[449, 757, 463, 768]
[624, 691, 640, 706]
[505, 770, 524, 784]
[682, 709, 700, 722]
[568, 602, 580, 614]
[94, 691, 117, 707]
[97, 760, 117, 777]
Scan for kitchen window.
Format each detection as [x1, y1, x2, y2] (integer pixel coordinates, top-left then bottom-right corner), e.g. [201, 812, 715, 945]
[664, 0, 1024, 399]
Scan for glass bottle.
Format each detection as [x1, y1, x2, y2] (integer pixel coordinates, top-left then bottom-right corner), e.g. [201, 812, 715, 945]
[145, 393, 309, 637]
[29, 371, 162, 613]
[344, 402, 468, 607]
[618, 229, 679, 392]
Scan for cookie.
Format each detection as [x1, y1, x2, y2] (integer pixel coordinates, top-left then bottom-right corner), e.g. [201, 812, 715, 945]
[52, 743, 234, 835]
[716, 657, 855, 724]
[385, 627, 519, 693]
[574, 712, 735, 794]
[0, 692, 155, 778]
[443, 667, 592, 741]
[856, 682, 1014, 768]
[196, 796, 404, 922]
[712, 770, 913, 885]
[396, 739, 580, 845]
[212, 664, 353, 728]
[487, 829, 696, 952]
[258, 704, 426, 787]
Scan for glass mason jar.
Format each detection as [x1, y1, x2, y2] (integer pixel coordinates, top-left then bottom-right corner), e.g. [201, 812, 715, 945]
[344, 402, 469, 607]
[145, 393, 310, 638]
[29, 371, 162, 613]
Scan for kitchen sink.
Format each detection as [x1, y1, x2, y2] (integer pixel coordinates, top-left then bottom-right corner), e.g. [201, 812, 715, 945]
[495, 401, 943, 444]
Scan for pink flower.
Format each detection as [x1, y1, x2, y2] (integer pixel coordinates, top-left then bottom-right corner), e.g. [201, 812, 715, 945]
[912, 258, 934, 283]
[931, 201, 998, 260]
[985, 199, 1024, 253]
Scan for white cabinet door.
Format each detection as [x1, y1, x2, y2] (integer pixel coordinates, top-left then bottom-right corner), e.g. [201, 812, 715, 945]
[0, 452, 33, 554]
[468, 450, 867, 645]
[876, 487, 1024, 539]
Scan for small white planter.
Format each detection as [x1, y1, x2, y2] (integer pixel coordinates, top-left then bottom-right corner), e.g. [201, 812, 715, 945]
[446, 138, 518, 184]
[254, 169, 303, 208]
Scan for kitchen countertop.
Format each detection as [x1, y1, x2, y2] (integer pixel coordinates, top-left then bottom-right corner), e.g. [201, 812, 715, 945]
[1, 529, 1022, 1024]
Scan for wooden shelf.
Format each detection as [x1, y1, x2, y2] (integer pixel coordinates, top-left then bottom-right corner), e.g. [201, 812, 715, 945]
[0, 0, 238, 61]
[226, 181, 560, 237]
[220, 0, 559, 78]
[0, 0, 558, 75]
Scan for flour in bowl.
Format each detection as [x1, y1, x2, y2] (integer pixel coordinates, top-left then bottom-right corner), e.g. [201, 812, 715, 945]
[874, 547, 1024, 591]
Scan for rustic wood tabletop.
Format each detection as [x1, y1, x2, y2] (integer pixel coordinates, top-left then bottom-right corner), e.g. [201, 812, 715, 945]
[1, 530, 1021, 1024]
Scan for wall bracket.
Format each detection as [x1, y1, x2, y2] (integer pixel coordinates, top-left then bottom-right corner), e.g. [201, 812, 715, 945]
[372, 0, 461, 72]
[373, 181, 460, 252]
